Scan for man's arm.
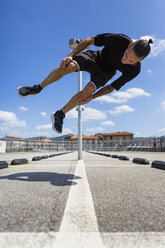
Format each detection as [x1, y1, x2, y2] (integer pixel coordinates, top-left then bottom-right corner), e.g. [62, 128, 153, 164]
[69, 37, 95, 57]
[60, 37, 95, 70]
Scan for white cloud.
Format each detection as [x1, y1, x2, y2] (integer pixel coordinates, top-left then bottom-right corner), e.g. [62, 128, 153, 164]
[157, 128, 165, 134]
[36, 124, 51, 130]
[147, 70, 152, 73]
[83, 107, 106, 120]
[109, 105, 135, 116]
[134, 131, 142, 137]
[113, 88, 151, 99]
[36, 125, 72, 136]
[161, 101, 165, 110]
[19, 106, 29, 111]
[0, 126, 9, 132]
[41, 112, 47, 118]
[86, 127, 104, 134]
[95, 88, 150, 104]
[157, 100, 165, 113]
[62, 128, 72, 134]
[0, 110, 27, 128]
[101, 121, 115, 126]
[140, 35, 165, 57]
[35, 131, 53, 137]
[66, 107, 106, 121]
[66, 108, 78, 119]
[95, 95, 126, 104]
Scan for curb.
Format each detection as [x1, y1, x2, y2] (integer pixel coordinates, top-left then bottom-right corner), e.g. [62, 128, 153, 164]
[49, 154, 56, 157]
[0, 161, 8, 169]
[32, 156, 42, 161]
[119, 156, 129, 161]
[112, 154, 119, 158]
[11, 158, 29, 165]
[132, 158, 150, 165]
[42, 155, 49, 159]
[151, 160, 165, 170]
[5, 151, 73, 166]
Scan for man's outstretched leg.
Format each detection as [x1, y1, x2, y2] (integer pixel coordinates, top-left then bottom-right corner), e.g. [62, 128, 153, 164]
[17, 62, 78, 97]
[51, 82, 95, 134]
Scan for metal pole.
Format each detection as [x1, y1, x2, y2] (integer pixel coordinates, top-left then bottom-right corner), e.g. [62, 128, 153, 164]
[78, 70, 82, 160]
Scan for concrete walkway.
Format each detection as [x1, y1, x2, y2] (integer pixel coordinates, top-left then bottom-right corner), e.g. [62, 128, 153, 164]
[0, 151, 164, 248]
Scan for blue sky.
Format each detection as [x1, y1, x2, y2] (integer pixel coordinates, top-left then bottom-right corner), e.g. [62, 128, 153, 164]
[0, 0, 165, 138]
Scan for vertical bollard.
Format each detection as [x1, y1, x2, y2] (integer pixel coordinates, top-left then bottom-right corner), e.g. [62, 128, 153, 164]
[78, 71, 82, 160]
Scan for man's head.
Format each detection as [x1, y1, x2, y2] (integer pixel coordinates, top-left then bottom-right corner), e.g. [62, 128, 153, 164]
[121, 39, 153, 65]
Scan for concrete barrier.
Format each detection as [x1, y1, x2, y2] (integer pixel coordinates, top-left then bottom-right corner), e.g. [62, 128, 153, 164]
[49, 154, 56, 157]
[151, 160, 165, 170]
[132, 158, 149, 165]
[42, 155, 49, 159]
[105, 154, 111, 157]
[32, 156, 42, 161]
[11, 158, 28, 165]
[112, 155, 119, 158]
[119, 156, 129, 161]
[0, 161, 8, 169]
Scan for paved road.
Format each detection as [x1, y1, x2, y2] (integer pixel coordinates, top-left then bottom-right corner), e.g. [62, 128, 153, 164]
[0, 151, 165, 247]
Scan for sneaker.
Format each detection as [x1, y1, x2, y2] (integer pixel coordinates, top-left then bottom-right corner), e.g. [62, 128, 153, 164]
[51, 110, 65, 134]
[17, 85, 42, 97]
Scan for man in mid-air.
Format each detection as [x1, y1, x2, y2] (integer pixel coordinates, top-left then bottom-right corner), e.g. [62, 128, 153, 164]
[17, 33, 153, 134]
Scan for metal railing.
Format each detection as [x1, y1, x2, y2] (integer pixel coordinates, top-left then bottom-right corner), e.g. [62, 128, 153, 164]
[0, 137, 165, 153]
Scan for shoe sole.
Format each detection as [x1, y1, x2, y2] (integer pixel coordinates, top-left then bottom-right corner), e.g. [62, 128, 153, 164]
[51, 114, 62, 134]
[17, 86, 37, 97]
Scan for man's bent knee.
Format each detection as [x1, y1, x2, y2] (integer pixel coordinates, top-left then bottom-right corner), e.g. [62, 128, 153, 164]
[65, 62, 78, 74]
[81, 82, 96, 98]
[84, 82, 96, 94]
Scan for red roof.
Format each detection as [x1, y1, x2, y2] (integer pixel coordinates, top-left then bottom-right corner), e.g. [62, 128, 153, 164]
[67, 134, 100, 140]
[5, 136, 23, 140]
[96, 132, 134, 136]
[82, 136, 100, 140]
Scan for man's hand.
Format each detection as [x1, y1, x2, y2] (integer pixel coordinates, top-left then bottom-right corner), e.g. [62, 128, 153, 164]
[79, 95, 94, 105]
[60, 56, 73, 71]
[60, 37, 95, 71]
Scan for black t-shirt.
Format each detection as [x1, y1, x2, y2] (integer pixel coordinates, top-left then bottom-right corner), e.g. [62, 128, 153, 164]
[94, 33, 141, 90]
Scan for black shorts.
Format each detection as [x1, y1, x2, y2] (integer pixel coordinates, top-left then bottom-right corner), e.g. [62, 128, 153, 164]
[72, 50, 116, 90]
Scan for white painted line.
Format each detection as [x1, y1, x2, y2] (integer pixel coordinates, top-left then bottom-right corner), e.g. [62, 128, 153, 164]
[53, 159, 106, 247]
[0, 159, 164, 248]
[0, 231, 165, 248]
[0, 232, 56, 248]
[83, 164, 150, 167]
[102, 232, 165, 248]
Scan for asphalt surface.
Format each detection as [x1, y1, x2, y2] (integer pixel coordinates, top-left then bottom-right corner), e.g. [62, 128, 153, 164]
[84, 152, 165, 232]
[0, 152, 77, 233]
[0, 151, 165, 247]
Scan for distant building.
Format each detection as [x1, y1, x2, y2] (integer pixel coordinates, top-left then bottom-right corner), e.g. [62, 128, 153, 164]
[4, 136, 24, 140]
[65, 134, 100, 151]
[3, 136, 25, 152]
[52, 134, 73, 142]
[65, 134, 100, 143]
[95, 132, 134, 146]
[25, 136, 49, 141]
[41, 137, 52, 142]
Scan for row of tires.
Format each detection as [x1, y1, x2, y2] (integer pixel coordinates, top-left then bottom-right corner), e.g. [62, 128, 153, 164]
[0, 152, 72, 169]
[89, 152, 165, 170]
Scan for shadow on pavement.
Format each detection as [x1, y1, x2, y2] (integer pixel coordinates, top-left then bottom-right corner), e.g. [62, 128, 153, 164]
[0, 172, 81, 186]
